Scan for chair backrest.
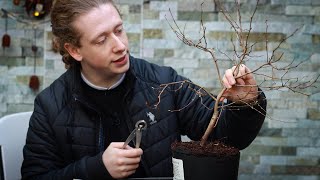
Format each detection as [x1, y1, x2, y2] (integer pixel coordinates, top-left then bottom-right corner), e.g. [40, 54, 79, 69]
[0, 112, 32, 180]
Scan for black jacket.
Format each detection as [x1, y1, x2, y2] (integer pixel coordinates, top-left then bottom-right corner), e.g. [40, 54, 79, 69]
[21, 56, 267, 179]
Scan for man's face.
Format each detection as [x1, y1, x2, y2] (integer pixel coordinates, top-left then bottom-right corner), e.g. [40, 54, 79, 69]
[71, 3, 129, 80]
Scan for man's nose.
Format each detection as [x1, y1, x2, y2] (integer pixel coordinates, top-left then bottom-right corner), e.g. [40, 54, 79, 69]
[111, 34, 126, 53]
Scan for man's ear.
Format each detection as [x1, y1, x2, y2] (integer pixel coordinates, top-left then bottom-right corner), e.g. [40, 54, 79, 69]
[64, 43, 82, 61]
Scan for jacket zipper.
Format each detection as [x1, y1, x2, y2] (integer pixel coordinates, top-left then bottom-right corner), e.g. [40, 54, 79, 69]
[73, 95, 105, 152]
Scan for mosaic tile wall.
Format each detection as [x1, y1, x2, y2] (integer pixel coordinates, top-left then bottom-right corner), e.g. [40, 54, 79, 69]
[0, 0, 319, 179]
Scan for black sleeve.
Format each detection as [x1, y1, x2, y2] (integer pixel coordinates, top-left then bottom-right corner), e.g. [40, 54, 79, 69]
[21, 96, 113, 180]
[211, 90, 267, 149]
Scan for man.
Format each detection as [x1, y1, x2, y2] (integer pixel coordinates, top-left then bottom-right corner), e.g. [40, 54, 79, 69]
[21, 0, 266, 179]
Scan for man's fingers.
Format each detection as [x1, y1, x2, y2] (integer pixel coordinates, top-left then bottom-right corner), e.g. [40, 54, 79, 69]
[111, 142, 129, 148]
[223, 69, 235, 88]
[223, 64, 256, 89]
[103, 142, 143, 179]
[110, 142, 143, 158]
[123, 156, 142, 165]
[120, 148, 143, 158]
[236, 78, 245, 86]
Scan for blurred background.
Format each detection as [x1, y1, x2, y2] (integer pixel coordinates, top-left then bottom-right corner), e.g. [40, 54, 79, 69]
[0, 0, 319, 179]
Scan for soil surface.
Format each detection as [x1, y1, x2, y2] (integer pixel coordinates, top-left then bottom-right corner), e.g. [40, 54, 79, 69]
[171, 141, 239, 157]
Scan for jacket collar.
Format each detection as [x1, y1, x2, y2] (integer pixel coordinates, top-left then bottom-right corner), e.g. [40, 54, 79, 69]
[66, 58, 137, 111]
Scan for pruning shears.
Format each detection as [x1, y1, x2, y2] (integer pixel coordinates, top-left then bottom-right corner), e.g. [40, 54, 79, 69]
[123, 120, 147, 149]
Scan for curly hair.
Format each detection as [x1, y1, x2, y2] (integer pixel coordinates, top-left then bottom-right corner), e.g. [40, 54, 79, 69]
[50, 0, 119, 68]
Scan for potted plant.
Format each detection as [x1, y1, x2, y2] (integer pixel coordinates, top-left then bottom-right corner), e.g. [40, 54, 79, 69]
[151, 0, 319, 179]
[171, 140, 240, 179]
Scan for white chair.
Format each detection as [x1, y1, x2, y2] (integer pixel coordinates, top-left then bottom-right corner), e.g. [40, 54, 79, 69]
[0, 111, 32, 180]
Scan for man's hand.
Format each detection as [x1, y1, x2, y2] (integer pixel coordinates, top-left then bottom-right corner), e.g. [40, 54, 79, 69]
[102, 142, 143, 179]
[221, 64, 258, 104]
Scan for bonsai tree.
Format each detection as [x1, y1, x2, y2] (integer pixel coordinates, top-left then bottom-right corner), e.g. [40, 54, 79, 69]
[153, 0, 319, 147]
[147, 0, 319, 179]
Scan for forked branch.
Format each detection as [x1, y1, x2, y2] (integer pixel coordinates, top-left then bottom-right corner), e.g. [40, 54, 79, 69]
[155, 0, 319, 146]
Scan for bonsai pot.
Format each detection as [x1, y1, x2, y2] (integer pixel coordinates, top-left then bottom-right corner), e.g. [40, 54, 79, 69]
[171, 141, 240, 180]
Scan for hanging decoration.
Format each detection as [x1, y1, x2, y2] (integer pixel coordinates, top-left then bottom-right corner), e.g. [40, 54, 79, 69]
[29, 28, 40, 91]
[1, 8, 50, 28]
[13, 0, 20, 6]
[2, 10, 10, 55]
[24, 0, 53, 19]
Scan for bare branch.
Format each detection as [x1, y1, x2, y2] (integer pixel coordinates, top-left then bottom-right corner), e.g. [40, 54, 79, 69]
[157, 0, 319, 146]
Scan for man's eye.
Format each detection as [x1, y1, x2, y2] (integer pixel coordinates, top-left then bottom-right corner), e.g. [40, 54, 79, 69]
[96, 37, 106, 45]
[116, 28, 123, 34]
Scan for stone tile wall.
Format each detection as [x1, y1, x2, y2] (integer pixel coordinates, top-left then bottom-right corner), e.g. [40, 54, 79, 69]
[0, 0, 319, 179]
